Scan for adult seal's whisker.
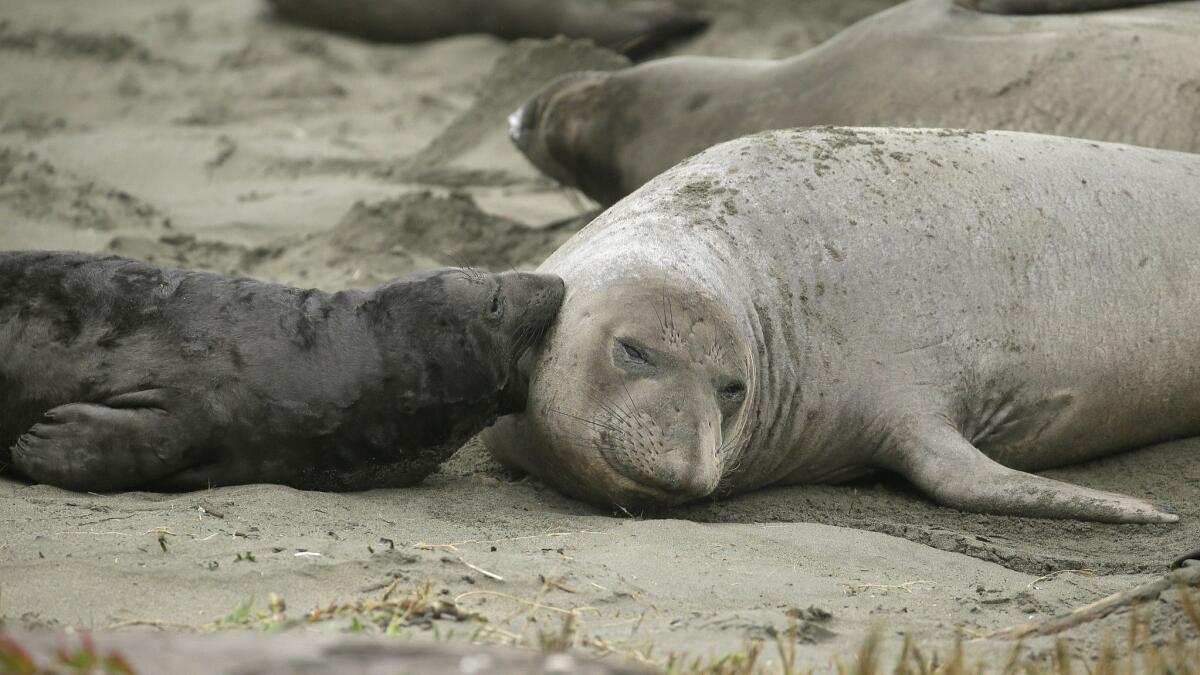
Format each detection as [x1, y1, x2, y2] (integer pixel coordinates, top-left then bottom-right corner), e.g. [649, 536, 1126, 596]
[546, 407, 626, 436]
[559, 373, 637, 421]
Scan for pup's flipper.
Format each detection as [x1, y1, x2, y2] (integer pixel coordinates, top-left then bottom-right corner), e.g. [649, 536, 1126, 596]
[11, 390, 197, 492]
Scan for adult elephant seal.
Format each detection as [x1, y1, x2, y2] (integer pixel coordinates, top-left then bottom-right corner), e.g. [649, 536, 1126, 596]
[0, 251, 563, 492]
[264, 0, 707, 57]
[510, 0, 1200, 204]
[484, 127, 1200, 523]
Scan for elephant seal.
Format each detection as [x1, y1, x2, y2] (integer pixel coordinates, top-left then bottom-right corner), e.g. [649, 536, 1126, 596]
[0, 251, 563, 492]
[1174, 549, 1200, 569]
[510, 0, 1200, 204]
[483, 127, 1200, 523]
[265, 0, 707, 57]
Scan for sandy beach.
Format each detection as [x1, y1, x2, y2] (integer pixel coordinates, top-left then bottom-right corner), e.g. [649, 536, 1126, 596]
[0, 0, 1197, 669]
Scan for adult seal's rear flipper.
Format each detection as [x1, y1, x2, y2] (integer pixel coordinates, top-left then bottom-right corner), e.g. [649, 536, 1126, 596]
[956, 0, 1174, 13]
[877, 417, 1180, 523]
[565, 2, 708, 58]
[11, 390, 197, 492]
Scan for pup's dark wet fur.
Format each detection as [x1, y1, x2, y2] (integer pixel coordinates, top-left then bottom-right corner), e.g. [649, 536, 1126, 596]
[0, 251, 563, 492]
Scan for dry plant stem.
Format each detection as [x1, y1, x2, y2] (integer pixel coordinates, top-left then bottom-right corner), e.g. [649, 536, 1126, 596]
[987, 566, 1200, 640]
[843, 580, 932, 595]
[412, 530, 605, 552]
[1026, 569, 1096, 590]
[453, 554, 504, 581]
[453, 590, 592, 616]
[106, 619, 199, 631]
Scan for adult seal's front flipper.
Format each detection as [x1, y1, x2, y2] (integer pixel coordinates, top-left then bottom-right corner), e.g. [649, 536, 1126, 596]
[877, 416, 1180, 524]
[11, 390, 197, 492]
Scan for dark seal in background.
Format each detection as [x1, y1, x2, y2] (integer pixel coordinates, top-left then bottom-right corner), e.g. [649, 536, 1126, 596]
[264, 0, 708, 57]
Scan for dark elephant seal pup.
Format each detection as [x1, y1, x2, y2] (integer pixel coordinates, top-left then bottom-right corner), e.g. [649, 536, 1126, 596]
[511, 0, 1200, 204]
[0, 252, 563, 492]
[265, 0, 707, 57]
[484, 127, 1200, 523]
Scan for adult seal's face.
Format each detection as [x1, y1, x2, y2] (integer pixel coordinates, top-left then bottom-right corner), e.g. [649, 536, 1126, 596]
[485, 277, 756, 508]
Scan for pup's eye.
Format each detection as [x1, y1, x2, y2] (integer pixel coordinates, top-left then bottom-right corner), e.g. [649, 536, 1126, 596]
[719, 382, 746, 402]
[619, 340, 649, 365]
[489, 291, 502, 315]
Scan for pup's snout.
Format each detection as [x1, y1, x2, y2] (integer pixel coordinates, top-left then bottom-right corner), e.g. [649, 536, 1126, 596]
[503, 271, 565, 323]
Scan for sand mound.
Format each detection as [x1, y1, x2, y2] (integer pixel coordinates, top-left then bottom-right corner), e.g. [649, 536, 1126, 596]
[0, 147, 170, 232]
[403, 37, 629, 176]
[106, 191, 576, 288]
[0, 19, 170, 64]
[333, 191, 573, 267]
[259, 190, 579, 286]
[106, 233, 283, 277]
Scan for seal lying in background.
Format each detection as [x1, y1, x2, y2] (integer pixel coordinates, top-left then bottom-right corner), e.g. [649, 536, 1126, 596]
[510, 0, 1200, 204]
[964, 0, 1178, 11]
[265, 0, 707, 57]
[1175, 549, 1200, 569]
[484, 127, 1200, 523]
[0, 252, 563, 492]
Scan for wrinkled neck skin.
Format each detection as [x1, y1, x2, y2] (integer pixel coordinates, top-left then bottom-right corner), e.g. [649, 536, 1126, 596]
[487, 195, 843, 507]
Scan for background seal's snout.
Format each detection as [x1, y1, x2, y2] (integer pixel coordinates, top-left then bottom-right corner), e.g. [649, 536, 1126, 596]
[509, 71, 611, 150]
[507, 104, 536, 145]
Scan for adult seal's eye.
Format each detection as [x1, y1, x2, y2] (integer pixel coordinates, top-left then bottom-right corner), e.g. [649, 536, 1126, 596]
[488, 290, 502, 316]
[619, 340, 649, 365]
[623, 342, 646, 362]
[719, 382, 746, 402]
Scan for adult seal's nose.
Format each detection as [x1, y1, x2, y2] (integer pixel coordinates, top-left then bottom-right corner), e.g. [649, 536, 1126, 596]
[647, 454, 719, 500]
[624, 412, 723, 503]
